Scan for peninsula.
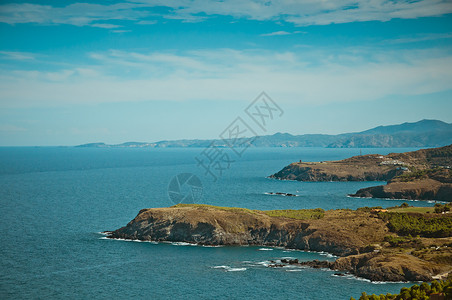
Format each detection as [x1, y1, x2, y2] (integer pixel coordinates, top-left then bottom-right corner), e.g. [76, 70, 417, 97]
[270, 144, 452, 201]
[107, 204, 452, 282]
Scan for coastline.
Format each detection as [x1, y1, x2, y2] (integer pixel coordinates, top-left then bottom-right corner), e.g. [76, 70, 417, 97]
[105, 204, 452, 283]
[270, 145, 452, 202]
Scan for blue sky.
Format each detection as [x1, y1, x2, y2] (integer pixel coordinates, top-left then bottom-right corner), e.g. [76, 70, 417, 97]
[1, 0, 452, 146]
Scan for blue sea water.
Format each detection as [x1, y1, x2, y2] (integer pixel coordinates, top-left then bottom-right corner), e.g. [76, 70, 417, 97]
[0, 147, 438, 299]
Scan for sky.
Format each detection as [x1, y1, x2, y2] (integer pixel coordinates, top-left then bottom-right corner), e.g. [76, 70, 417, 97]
[0, 0, 452, 146]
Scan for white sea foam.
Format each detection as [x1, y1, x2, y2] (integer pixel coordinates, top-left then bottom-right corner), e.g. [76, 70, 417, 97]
[227, 268, 246, 272]
[282, 248, 301, 252]
[212, 266, 229, 269]
[319, 251, 337, 257]
[100, 237, 158, 244]
[103, 237, 130, 242]
[286, 269, 303, 272]
[303, 249, 337, 258]
[349, 195, 445, 203]
[285, 265, 307, 269]
[256, 261, 270, 267]
[258, 248, 273, 251]
[171, 242, 197, 246]
[338, 273, 407, 284]
[212, 266, 246, 272]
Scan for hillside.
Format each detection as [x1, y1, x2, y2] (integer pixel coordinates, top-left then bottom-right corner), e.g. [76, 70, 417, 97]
[77, 119, 452, 148]
[106, 204, 452, 282]
[271, 145, 452, 201]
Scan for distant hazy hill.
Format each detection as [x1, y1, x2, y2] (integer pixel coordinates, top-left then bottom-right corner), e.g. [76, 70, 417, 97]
[77, 119, 452, 148]
[359, 119, 452, 135]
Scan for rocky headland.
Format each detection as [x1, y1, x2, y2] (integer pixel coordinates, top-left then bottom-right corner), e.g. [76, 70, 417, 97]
[270, 144, 452, 201]
[107, 204, 452, 282]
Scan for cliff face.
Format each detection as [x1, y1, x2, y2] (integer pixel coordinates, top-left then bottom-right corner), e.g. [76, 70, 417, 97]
[269, 155, 403, 182]
[331, 253, 438, 282]
[107, 205, 451, 282]
[271, 145, 452, 201]
[109, 205, 384, 256]
[351, 179, 452, 201]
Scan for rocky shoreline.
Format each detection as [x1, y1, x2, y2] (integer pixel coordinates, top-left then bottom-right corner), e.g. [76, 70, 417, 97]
[270, 145, 452, 201]
[269, 155, 403, 182]
[107, 204, 452, 282]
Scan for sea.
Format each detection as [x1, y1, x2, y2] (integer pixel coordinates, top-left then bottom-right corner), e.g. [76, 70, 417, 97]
[0, 146, 439, 299]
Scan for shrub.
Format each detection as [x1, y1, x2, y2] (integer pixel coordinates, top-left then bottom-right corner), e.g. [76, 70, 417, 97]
[379, 212, 452, 238]
[264, 208, 324, 220]
[356, 279, 452, 300]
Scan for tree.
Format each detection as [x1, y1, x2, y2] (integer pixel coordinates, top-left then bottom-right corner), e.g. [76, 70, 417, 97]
[434, 203, 444, 213]
[431, 280, 442, 293]
[420, 282, 431, 294]
[399, 287, 411, 300]
[410, 284, 420, 298]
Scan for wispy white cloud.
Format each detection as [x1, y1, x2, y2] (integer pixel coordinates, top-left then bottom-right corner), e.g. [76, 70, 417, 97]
[261, 31, 291, 37]
[138, 0, 452, 25]
[136, 20, 158, 25]
[91, 23, 122, 29]
[0, 51, 36, 60]
[1, 47, 451, 108]
[384, 33, 452, 44]
[260, 30, 306, 36]
[112, 30, 132, 33]
[9, 69, 76, 82]
[1, 0, 451, 27]
[0, 2, 147, 27]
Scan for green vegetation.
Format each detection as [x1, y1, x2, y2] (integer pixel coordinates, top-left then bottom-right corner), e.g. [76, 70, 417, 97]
[173, 204, 325, 220]
[173, 204, 257, 214]
[434, 203, 451, 213]
[412, 243, 452, 265]
[387, 202, 450, 214]
[383, 235, 423, 248]
[386, 203, 410, 209]
[397, 168, 436, 182]
[263, 208, 325, 220]
[356, 206, 383, 212]
[352, 279, 452, 300]
[387, 203, 435, 213]
[379, 212, 452, 238]
[389, 206, 434, 214]
[395, 167, 452, 182]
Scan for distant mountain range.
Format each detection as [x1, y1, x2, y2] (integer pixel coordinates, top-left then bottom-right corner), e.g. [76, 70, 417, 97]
[77, 119, 452, 148]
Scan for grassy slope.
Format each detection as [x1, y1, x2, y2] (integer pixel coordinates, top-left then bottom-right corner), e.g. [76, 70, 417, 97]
[175, 204, 325, 220]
